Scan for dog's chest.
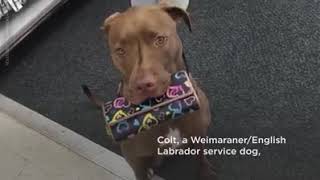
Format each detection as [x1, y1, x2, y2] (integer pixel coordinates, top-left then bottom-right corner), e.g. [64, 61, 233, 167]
[160, 127, 183, 149]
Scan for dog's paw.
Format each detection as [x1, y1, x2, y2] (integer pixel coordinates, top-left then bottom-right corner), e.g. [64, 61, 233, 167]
[199, 160, 217, 180]
[147, 168, 166, 180]
[151, 175, 166, 180]
[147, 168, 154, 179]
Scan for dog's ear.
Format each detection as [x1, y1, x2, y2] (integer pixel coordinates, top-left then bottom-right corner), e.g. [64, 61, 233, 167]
[162, 6, 192, 32]
[101, 12, 121, 33]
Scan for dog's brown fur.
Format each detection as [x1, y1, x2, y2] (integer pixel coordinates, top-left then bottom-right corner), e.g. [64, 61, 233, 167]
[102, 5, 214, 180]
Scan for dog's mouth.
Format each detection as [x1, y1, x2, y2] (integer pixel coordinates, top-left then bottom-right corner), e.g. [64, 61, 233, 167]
[127, 81, 170, 105]
[129, 86, 168, 105]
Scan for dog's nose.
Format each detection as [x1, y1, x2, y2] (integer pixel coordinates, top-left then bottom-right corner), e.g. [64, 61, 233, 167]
[136, 77, 156, 93]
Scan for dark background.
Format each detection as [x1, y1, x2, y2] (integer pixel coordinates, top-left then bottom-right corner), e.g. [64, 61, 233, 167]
[0, 0, 319, 179]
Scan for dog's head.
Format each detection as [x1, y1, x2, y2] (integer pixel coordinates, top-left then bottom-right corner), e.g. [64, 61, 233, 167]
[103, 5, 191, 104]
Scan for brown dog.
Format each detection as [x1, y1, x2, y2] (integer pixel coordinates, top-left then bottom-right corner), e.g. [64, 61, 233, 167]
[99, 5, 214, 180]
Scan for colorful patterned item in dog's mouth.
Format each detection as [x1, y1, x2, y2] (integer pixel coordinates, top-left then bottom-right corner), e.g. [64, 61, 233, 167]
[102, 70, 200, 141]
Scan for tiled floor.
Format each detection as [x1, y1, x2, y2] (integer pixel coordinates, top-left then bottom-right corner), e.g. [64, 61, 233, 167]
[0, 112, 121, 180]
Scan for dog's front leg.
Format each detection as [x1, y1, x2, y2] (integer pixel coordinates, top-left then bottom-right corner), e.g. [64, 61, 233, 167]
[194, 142, 217, 180]
[124, 155, 153, 180]
[127, 156, 167, 180]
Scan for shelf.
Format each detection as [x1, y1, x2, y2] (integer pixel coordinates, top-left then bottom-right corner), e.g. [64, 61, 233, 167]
[0, 0, 68, 59]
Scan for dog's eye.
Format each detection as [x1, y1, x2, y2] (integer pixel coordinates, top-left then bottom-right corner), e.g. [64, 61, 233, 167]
[115, 48, 126, 56]
[154, 36, 168, 47]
